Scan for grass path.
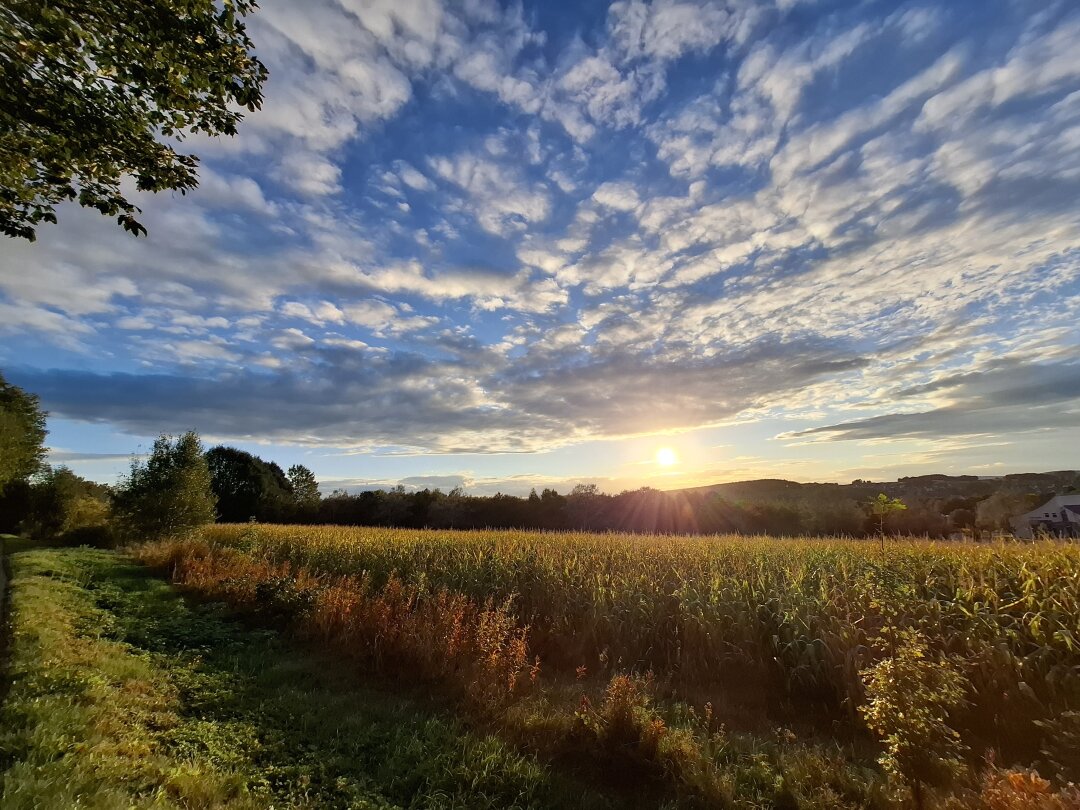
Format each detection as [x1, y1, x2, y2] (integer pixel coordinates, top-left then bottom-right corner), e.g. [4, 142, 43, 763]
[0, 545, 621, 809]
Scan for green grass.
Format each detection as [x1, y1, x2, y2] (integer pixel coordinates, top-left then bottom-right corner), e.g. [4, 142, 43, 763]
[0, 546, 621, 809]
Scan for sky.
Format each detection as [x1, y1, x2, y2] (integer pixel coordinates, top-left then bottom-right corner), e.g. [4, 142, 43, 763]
[3, 0, 1080, 496]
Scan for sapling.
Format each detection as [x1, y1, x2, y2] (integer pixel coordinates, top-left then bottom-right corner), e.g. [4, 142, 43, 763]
[860, 629, 968, 809]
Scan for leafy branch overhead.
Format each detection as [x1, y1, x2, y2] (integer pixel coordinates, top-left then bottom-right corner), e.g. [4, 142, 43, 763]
[0, 0, 267, 240]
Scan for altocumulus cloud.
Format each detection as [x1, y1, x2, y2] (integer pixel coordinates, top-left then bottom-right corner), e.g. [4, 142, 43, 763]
[2, 0, 1080, 465]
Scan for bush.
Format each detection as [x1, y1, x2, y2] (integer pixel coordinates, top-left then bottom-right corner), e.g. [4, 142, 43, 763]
[113, 431, 216, 539]
[578, 672, 667, 759]
[976, 769, 1080, 810]
[860, 629, 969, 807]
[21, 466, 112, 543]
[61, 523, 117, 548]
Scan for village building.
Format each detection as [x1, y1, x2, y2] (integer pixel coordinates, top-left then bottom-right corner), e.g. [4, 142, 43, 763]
[1011, 495, 1080, 538]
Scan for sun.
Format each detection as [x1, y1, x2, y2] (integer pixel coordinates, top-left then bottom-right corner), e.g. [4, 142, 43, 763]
[655, 447, 678, 467]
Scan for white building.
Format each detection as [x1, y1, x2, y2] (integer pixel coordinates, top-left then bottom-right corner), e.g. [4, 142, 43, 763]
[1011, 495, 1080, 538]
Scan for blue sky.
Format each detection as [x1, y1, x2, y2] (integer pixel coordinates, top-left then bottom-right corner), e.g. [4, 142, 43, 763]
[4, 0, 1080, 495]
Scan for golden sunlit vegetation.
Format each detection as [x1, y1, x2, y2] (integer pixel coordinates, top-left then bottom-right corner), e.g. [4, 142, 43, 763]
[1, 542, 618, 809]
[131, 524, 1080, 808]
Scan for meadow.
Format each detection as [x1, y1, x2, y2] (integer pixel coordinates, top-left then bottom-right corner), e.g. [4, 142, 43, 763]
[130, 524, 1080, 808]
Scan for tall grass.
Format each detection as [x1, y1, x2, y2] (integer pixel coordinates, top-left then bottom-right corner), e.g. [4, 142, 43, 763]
[140, 538, 536, 707]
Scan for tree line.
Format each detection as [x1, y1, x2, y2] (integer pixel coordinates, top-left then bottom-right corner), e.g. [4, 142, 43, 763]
[306, 482, 1036, 537]
[0, 371, 1057, 542]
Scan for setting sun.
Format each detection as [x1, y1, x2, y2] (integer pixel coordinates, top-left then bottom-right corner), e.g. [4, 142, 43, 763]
[655, 447, 678, 467]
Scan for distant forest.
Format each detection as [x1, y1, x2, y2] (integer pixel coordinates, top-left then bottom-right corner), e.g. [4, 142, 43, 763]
[154, 449, 1080, 537]
[305, 470, 1080, 537]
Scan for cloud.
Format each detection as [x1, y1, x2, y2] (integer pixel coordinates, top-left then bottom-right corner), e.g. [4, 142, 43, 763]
[280, 301, 346, 326]
[8, 0, 1080, 478]
[270, 328, 317, 351]
[194, 169, 279, 216]
[592, 181, 641, 211]
[782, 361, 1080, 443]
[608, 0, 756, 62]
[0, 303, 94, 351]
[398, 474, 469, 490]
[5, 333, 874, 454]
[48, 450, 136, 464]
[8, 365, 558, 453]
[277, 153, 343, 197]
[429, 149, 551, 236]
[0, 258, 137, 316]
[344, 261, 566, 314]
[396, 161, 434, 191]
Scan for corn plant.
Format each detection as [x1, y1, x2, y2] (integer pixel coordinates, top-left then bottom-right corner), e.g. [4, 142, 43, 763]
[147, 523, 1080, 762]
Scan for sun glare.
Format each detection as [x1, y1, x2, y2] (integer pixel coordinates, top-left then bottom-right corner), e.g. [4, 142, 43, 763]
[655, 447, 678, 467]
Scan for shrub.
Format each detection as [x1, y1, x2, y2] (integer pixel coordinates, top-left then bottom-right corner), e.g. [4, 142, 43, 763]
[21, 466, 112, 544]
[860, 629, 969, 807]
[134, 537, 536, 708]
[113, 432, 216, 539]
[578, 672, 666, 758]
[977, 769, 1080, 810]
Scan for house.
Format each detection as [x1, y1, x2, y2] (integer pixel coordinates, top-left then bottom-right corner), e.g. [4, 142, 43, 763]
[1011, 495, 1080, 538]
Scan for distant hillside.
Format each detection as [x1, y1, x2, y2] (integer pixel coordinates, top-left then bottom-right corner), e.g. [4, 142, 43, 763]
[677, 471, 1080, 504]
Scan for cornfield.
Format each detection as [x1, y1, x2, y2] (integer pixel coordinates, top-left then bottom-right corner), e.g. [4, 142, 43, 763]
[137, 524, 1080, 790]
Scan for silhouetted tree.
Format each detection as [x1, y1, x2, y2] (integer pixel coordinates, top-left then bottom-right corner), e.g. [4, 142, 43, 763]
[948, 508, 976, 531]
[975, 491, 1039, 533]
[205, 445, 293, 522]
[0, 478, 31, 534]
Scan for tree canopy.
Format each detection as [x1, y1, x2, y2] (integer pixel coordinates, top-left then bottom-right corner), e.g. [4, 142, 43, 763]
[205, 445, 293, 522]
[0, 0, 267, 240]
[287, 464, 321, 510]
[975, 491, 1040, 532]
[113, 431, 216, 538]
[0, 370, 48, 492]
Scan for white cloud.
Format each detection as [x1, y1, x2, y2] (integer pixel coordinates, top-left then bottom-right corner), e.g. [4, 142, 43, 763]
[609, 0, 756, 62]
[168, 339, 243, 364]
[0, 303, 94, 351]
[278, 152, 343, 197]
[0, 256, 137, 316]
[592, 181, 641, 212]
[353, 261, 567, 314]
[195, 169, 279, 216]
[271, 328, 317, 351]
[397, 161, 434, 191]
[430, 150, 551, 235]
